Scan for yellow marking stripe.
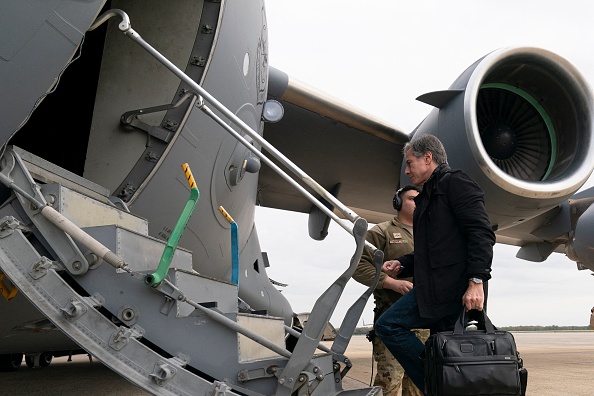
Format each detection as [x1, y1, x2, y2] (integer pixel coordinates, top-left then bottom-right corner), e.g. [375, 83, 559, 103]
[182, 163, 197, 189]
[0, 273, 18, 301]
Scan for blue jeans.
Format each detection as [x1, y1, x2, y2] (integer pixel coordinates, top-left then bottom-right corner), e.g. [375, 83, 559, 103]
[374, 288, 446, 393]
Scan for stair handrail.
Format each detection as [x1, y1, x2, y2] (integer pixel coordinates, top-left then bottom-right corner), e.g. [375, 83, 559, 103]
[87, 12, 383, 394]
[88, 9, 379, 253]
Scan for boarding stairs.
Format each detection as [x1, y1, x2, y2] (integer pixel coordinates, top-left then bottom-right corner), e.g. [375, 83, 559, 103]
[0, 8, 385, 396]
[0, 148, 382, 396]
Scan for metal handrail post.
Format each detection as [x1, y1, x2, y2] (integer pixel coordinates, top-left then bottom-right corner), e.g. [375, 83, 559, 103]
[88, 10, 362, 231]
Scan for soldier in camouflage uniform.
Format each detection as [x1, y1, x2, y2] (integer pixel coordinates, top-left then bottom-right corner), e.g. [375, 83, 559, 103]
[353, 185, 429, 396]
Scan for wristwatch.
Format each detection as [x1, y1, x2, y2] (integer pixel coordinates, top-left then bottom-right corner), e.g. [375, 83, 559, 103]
[469, 277, 483, 284]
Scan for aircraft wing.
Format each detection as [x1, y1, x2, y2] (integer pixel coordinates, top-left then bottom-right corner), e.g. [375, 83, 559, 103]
[494, 186, 594, 265]
[259, 67, 410, 227]
[263, 48, 594, 274]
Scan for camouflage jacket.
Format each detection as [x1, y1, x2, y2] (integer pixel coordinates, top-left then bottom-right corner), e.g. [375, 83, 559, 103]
[352, 216, 414, 318]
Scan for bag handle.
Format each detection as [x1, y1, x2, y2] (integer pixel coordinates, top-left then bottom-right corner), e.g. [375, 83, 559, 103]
[453, 308, 496, 334]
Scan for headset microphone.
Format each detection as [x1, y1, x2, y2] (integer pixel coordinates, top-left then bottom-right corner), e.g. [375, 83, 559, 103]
[393, 187, 404, 211]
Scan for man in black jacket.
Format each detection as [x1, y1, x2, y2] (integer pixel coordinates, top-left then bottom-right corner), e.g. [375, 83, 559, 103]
[374, 134, 496, 392]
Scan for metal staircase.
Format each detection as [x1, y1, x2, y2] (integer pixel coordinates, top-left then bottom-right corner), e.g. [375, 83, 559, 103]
[0, 146, 381, 395]
[0, 8, 385, 395]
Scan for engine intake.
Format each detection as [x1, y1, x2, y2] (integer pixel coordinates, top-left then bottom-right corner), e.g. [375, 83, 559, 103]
[410, 47, 594, 230]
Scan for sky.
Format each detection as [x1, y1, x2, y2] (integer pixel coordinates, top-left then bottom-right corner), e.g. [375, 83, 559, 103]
[256, 0, 594, 327]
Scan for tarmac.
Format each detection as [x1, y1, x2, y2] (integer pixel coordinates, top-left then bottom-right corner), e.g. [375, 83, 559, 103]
[338, 331, 594, 396]
[1, 332, 593, 395]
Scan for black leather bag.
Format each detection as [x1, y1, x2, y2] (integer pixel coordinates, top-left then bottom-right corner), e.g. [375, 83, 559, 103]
[424, 309, 527, 396]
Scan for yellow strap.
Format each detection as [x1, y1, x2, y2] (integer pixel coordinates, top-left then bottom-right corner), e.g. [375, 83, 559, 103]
[0, 273, 18, 300]
[182, 163, 197, 189]
[218, 206, 234, 223]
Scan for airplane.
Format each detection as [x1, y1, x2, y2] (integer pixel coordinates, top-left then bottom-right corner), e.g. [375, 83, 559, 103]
[0, 1, 593, 395]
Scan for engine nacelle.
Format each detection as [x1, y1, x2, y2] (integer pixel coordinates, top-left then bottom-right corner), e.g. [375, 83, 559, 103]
[408, 47, 594, 231]
[566, 199, 594, 271]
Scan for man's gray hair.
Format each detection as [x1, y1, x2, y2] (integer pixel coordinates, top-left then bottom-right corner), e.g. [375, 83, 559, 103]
[403, 134, 448, 165]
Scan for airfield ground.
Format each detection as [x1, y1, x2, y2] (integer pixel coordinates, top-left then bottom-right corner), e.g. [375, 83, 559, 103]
[1, 332, 593, 395]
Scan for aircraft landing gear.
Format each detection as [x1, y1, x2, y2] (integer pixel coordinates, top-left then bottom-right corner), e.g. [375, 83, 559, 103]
[0, 353, 23, 372]
[25, 352, 53, 368]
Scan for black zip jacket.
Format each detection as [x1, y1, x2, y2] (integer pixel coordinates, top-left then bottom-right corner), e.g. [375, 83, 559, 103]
[398, 164, 495, 318]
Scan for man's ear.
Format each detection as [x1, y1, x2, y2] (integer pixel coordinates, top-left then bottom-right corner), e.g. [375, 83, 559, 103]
[425, 151, 433, 164]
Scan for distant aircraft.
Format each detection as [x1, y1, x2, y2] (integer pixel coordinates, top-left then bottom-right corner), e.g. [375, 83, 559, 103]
[0, 1, 592, 395]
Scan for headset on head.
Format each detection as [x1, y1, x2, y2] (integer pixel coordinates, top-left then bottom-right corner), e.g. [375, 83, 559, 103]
[393, 187, 404, 211]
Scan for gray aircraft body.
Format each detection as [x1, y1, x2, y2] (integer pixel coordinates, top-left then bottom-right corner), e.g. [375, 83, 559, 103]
[0, 1, 593, 395]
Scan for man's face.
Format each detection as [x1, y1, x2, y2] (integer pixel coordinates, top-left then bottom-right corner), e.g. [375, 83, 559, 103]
[404, 149, 434, 186]
[399, 189, 419, 216]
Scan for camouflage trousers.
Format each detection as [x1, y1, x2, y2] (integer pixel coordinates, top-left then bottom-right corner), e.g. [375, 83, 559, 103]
[372, 328, 430, 396]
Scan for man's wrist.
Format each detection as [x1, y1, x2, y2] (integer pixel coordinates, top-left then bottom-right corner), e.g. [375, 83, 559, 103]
[469, 277, 483, 284]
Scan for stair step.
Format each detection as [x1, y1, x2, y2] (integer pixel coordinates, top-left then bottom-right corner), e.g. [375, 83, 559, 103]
[43, 183, 148, 235]
[83, 224, 193, 272]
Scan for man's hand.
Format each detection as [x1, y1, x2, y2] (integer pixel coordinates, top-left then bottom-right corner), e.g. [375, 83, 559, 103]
[462, 282, 484, 312]
[382, 260, 403, 277]
[383, 277, 413, 295]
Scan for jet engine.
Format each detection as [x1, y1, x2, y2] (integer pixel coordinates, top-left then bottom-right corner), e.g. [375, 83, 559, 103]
[408, 47, 594, 232]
